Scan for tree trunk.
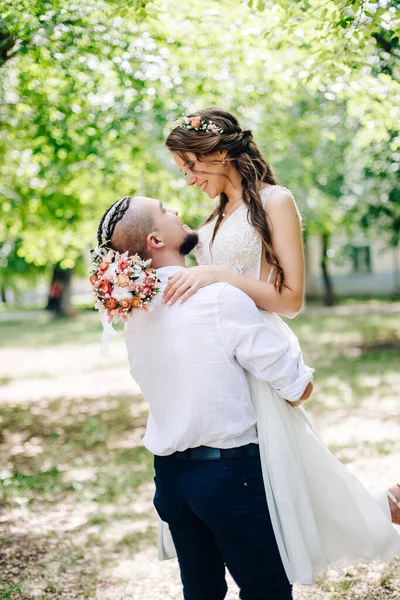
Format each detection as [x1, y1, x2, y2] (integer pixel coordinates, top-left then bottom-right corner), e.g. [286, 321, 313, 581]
[0, 19, 22, 68]
[0, 285, 6, 304]
[46, 264, 75, 317]
[393, 243, 400, 297]
[303, 231, 316, 301]
[320, 232, 335, 306]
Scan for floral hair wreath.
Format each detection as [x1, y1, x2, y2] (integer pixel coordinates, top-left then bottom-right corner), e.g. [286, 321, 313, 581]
[173, 115, 224, 135]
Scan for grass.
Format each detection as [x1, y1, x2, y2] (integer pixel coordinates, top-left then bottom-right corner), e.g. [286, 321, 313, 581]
[0, 306, 399, 599]
[289, 312, 400, 411]
[0, 394, 152, 507]
[0, 390, 154, 599]
[0, 585, 22, 600]
[0, 311, 107, 348]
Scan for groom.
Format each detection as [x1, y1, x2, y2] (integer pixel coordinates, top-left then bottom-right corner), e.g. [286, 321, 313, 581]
[98, 195, 314, 599]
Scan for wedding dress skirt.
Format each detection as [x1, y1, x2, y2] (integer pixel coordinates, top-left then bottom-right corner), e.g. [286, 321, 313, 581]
[157, 312, 400, 584]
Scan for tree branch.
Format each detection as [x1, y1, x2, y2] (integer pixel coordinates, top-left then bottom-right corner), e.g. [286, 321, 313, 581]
[0, 19, 24, 68]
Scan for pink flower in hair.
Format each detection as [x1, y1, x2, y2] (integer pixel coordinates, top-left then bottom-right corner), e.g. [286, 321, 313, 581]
[189, 116, 201, 129]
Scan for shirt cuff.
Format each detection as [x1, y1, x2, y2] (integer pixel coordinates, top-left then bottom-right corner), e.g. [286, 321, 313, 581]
[278, 366, 315, 402]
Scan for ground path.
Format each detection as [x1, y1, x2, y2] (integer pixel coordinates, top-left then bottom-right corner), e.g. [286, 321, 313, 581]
[0, 309, 399, 599]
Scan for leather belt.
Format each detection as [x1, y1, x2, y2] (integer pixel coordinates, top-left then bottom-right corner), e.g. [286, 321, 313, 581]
[170, 443, 260, 461]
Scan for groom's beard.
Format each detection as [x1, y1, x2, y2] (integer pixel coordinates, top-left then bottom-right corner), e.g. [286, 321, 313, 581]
[178, 231, 199, 256]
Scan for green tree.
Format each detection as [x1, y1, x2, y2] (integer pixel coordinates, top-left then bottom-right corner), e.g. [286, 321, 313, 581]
[1, 0, 398, 311]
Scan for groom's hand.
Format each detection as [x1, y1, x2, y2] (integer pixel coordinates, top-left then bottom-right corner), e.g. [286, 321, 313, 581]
[287, 380, 313, 407]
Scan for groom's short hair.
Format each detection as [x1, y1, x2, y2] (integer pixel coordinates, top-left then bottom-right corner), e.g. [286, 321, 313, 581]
[97, 196, 155, 259]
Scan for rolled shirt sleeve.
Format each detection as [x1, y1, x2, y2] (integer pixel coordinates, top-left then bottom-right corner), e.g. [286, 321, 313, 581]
[217, 284, 314, 402]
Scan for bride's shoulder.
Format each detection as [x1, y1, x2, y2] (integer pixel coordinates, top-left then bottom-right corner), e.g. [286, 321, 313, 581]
[260, 184, 294, 204]
[260, 185, 302, 222]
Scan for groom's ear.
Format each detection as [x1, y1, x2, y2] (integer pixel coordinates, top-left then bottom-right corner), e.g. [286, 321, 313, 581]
[147, 231, 165, 250]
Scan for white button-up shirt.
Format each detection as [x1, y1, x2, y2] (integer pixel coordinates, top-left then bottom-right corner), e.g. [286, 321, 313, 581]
[125, 266, 314, 456]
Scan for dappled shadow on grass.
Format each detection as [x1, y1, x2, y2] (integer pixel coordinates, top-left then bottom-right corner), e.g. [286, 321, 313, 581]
[0, 394, 152, 506]
[1, 308, 399, 599]
[306, 344, 400, 417]
[0, 491, 158, 599]
[290, 312, 400, 363]
[0, 392, 158, 598]
[285, 312, 400, 471]
[287, 311, 400, 421]
[0, 524, 98, 600]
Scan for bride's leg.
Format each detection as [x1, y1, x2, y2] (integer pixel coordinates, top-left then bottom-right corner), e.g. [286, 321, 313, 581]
[387, 484, 400, 525]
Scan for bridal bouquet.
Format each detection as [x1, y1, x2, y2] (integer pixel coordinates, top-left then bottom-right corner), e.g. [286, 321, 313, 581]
[90, 248, 161, 323]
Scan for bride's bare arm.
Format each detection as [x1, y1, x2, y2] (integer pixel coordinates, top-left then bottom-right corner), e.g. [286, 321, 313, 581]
[163, 189, 305, 318]
[223, 189, 304, 317]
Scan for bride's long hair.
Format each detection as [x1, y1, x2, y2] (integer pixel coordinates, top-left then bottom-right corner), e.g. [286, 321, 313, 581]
[165, 107, 285, 292]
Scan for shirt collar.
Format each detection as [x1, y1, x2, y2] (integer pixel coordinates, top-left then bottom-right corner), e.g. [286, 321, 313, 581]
[156, 265, 185, 286]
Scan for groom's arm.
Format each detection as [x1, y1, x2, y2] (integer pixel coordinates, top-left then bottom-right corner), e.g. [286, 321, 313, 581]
[216, 284, 314, 403]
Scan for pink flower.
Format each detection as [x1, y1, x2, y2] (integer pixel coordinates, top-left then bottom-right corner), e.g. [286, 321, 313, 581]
[99, 261, 109, 271]
[128, 281, 137, 292]
[207, 122, 223, 134]
[116, 273, 130, 287]
[118, 259, 130, 272]
[143, 286, 152, 296]
[189, 116, 201, 129]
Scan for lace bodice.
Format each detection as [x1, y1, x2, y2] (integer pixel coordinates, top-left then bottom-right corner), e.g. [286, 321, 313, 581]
[194, 185, 294, 280]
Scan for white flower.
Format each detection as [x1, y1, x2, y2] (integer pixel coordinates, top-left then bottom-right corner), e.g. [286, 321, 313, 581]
[134, 271, 145, 284]
[112, 286, 133, 301]
[103, 262, 118, 279]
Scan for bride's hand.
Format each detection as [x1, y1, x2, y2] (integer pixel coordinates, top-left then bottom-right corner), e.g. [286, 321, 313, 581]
[162, 266, 219, 305]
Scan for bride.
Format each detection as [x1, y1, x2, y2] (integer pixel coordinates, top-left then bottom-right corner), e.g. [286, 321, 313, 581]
[160, 107, 400, 584]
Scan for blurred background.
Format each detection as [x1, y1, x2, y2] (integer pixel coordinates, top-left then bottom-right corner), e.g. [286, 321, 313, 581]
[0, 1, 399, 599]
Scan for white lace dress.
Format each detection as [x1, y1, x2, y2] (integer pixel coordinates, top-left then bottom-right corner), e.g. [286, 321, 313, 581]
[158, 185, 400, 584]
